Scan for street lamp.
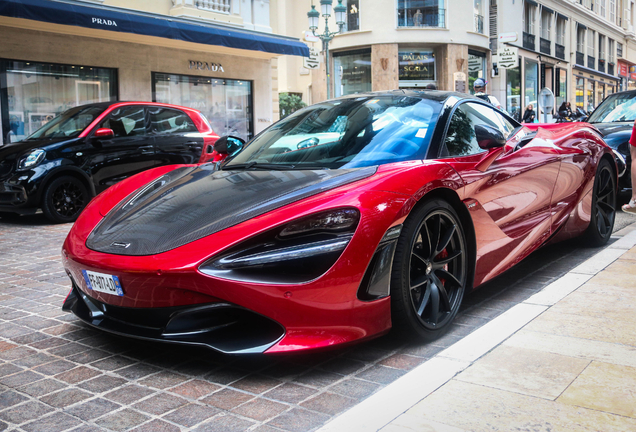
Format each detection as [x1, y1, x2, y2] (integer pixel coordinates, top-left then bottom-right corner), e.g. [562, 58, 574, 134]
[307, 0, 346, 99]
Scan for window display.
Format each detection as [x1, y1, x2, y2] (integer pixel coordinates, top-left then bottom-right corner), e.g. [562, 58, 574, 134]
[468, 51, 486, 95]
[1, 59, 117, 144]
[333, 50, 372, 97]
[524, 59, 538, 109]
[153, 73, 253, 141]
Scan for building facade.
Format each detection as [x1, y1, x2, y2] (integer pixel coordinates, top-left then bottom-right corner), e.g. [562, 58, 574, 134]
[490, 0, 636, 120]
[275, 0, 493, 107]
[0, 0, 307, 145]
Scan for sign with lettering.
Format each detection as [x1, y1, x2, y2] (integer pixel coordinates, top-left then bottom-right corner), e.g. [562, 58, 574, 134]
[92, 17, 118, 27]
[189, 60, 225, 72]
[303, 47, 320, 69]
[497, 46, 519, 69]
[498, 32, 518, 43]
[398, 51, 435, 81]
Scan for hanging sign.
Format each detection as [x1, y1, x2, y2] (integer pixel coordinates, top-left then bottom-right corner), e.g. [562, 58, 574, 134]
[303, 47, 320, 69]
[497, 46, 519, 69]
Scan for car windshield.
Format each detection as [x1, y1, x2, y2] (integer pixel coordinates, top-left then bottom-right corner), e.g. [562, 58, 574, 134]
[27, 105, 107, 140]
[588, 93, 636, 123]
[224, 95, 442, 170]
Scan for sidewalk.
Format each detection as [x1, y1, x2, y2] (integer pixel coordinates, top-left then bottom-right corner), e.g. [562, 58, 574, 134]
[319, 222, 636, 432]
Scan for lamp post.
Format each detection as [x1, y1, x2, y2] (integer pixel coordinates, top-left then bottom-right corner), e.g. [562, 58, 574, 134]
[307, 0, 346, 100]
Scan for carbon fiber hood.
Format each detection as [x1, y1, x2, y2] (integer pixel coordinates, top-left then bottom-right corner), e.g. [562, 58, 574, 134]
[86, 165, 377, 256]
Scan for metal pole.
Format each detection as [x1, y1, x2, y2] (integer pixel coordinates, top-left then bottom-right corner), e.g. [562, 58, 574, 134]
[325, 39, 330, 100]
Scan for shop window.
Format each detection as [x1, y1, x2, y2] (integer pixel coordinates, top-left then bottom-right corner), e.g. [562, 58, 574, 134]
[0, 59, 117, 145]
[398, 51, 435, 88]
[576, 77, 585, 109]
[152, 73, 253, 141]
[506, 63, 522, 122]
[524, 58, 538, 109]
[333, 50, 372, 97]
[555, 68, 568, 110]
[596, 82, 605, 106]
[587, 79, 595, 111]
[468, 51, 486, 95]
[345, 0, 360, 31]
[397, 0, 446, 28]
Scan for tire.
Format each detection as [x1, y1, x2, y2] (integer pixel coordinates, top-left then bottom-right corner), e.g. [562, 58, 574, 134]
[584, 158, 616, 247]
[390, 198, 468, 341]
[41, 176, 89, 223]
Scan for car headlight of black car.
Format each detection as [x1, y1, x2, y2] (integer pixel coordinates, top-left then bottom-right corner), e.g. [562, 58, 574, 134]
[16, 149, 46, 171]
[200, 208, 360, 284]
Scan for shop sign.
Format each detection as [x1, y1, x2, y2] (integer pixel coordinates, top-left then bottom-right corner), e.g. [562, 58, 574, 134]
[619, 62, 628, 76]
[189, 60, 225, 72]
[303, 47, 320, 69]
[498, 46, 518, 69]
[398, 52, 434, 81]
[303, 31, 320, 43]
[498, 32, 518, 43]
[92, 18, 118, 27]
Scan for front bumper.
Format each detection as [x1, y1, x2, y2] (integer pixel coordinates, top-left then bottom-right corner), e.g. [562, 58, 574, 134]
[63, 283, 285, 354]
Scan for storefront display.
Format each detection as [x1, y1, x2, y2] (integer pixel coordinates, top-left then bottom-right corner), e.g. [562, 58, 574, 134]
[524, 59, 538, 108]
[398, 50, 435, 88]
[468, 51, 486, 95]
[506, 65, 521, 120]
[153, 73, 253, 141]
[1, 60, 117, 143]
[334, 50, 372, 97]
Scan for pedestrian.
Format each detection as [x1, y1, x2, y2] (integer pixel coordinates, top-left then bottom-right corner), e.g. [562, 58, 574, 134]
[522, 104, 536, 123]
[473, 78, 502, 110]
[621, 118, 636, 214]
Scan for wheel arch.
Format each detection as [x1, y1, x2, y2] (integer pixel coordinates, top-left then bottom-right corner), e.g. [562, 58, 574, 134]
[36, 167, 96, 205]
[413, 187, 477, 293]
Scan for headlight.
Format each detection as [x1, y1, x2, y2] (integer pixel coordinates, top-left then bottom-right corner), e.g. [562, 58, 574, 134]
[17, 149, 46, 171]
[200, 208, 360, 284]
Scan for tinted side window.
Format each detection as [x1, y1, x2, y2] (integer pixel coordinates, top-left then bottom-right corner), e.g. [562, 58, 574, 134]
[100, 106, 146, 138]
[149, 108, 198, 134]
[443, 102, 511, 157]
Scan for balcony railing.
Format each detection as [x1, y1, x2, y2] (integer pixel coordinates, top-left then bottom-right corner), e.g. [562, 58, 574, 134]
[474, 14, 484, 33]
[540, 37, 551, 55]
[587, 55, 595, 69]
[598, 59, 606, 73]
[608, 62, 615, 75]
[195, 0, 230, 13]
[523, 32, 535, 51]
[398, 8, 446, 28]
[576, 51, 585, 66]
[555, 43, 565, 60]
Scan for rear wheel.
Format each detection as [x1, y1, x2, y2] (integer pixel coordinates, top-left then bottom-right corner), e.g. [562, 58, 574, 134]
[41, 176, 89, 223]
[584, 158, 616, 247]
[390, 198, 468, 341]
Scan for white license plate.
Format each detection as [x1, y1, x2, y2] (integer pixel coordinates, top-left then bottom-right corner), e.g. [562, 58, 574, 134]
[81, 270, 124, 297]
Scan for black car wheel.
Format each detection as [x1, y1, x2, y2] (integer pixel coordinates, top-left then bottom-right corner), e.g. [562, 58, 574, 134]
[391, 198, 468, 341]
[42, 176, 89, 223]
[585, 158, 616, 247]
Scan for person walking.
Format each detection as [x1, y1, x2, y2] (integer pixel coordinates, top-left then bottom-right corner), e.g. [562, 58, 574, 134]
[621, 119, 636, 214]
[473, 78, 502, 110]
[522, 104, 536, 123]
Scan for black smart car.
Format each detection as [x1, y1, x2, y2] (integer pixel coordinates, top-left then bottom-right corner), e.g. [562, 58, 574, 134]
[587, 90, 636, 192]
[0, 102, 218, 223]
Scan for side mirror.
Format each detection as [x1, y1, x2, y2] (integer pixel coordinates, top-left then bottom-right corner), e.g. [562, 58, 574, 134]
[214, 135, 245, 156]
[94, 128, 114, 139]
[475, 124, 506, 149]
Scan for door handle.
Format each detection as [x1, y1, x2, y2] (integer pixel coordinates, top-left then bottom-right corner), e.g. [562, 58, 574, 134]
[140, 145, 154, 154]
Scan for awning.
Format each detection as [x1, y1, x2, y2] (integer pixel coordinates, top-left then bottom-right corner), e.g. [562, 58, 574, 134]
[0, 0, 309, 57]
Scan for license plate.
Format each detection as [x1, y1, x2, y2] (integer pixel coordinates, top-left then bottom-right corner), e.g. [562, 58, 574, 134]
[81, 270, 124, 297]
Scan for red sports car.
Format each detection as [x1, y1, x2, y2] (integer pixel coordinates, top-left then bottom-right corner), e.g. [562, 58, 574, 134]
[61, 92, 617, 354]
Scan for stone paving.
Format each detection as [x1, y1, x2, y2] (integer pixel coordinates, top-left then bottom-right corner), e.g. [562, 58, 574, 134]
[0, 213, 624, 432]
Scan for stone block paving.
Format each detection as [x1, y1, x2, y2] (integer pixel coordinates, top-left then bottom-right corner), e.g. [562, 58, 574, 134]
[0, 214, 609, 431]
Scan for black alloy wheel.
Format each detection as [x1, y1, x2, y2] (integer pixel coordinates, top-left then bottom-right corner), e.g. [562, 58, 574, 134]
[42, 176, 89, 223]
[585, 158, 616, 247]
[391, 198, 468, 341]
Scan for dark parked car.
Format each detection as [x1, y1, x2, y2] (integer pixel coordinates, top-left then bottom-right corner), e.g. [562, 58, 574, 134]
[0, 102, 218, 222]
[587, 90, 636, 191]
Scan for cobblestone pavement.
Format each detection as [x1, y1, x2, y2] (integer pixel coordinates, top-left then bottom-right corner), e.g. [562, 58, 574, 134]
[0, 212, 629, 432]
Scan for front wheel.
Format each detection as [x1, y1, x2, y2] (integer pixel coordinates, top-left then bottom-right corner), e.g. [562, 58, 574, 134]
[41, 176, 89, 223]
[390, 199, 468, 341]
[584, 158, 616, 247]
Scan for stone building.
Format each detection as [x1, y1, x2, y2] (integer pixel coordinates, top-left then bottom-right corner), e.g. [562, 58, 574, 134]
[0, 0, 307, 145]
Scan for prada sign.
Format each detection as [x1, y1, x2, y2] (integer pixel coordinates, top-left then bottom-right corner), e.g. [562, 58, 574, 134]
[189, 60, 225, 73]
[92, 18, 118, 26]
